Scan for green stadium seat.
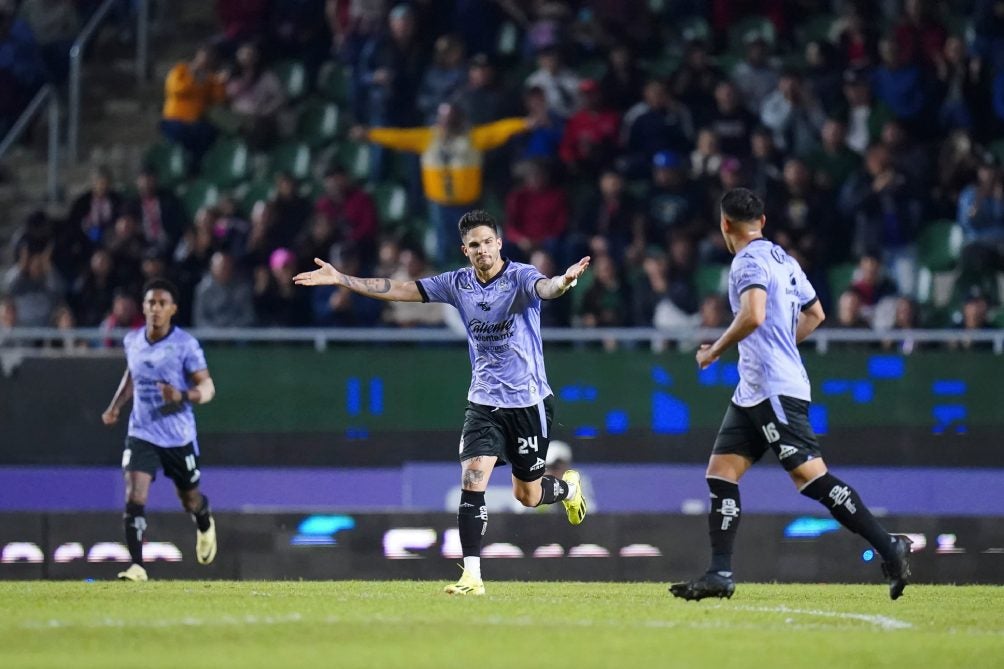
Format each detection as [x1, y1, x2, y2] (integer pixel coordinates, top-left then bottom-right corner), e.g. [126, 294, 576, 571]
[269, 141, 313, 181]
[297, 100, 344, 148]
[273, 59, 309, 101]
[827, 261, 856, 299]
[316, 62, 350, 103]
[178, 179, 220, 219]
[728, 15, 776, 53]
[695, 264, 729, 300]
[234, 180, 275, 214]
[339, 140, 371, 181]
[643, 53, 682, 78]
[917, 220, 962, 272]
[372, 181, 409, 224]
[796, 13, 837, 46]
[142, 142, 188, 187]
[496, 21, 521, 58]
[678, 15, 711, 43]
[578, 58, 608, 81]
[201, 138, 251, 188]
[989, 139, 1004, 166]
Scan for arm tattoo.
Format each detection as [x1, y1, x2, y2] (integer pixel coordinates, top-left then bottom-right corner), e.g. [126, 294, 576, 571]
[462, 469, 485, 488]
[346, 276, 391, 294]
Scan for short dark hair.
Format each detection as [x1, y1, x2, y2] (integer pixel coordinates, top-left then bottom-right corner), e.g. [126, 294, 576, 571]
[458, 209, 501, 239]
[720, 188, 764, 223]
[142, 278, 180, 304]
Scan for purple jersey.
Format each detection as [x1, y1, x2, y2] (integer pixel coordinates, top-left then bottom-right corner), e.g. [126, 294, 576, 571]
[728, 239, 817, 406]
[123, 326, 208, 449]
[417, 260, 552, 408]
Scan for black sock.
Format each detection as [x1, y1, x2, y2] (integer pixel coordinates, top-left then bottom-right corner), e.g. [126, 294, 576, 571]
[191, 494, 212, 532]
[707, 478, 741, 575]
[123, 501, 146, 565]
[458, 490, 487, 558]
[536, 475, 569, 506]
[800, 473, 896, 561]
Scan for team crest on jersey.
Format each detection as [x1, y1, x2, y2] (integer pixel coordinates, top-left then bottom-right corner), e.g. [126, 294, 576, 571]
[771, 246, 786, 263]
[496, 277, 512, 292]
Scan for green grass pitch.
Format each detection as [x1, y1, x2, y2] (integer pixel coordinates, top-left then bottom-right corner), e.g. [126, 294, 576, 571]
[1, 581, 1001, 668]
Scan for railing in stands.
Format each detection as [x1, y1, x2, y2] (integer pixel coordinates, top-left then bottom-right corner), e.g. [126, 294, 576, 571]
[0, 85, 60, 203]
[68, 0, 150, 165]
[0, 327, 1002, 355]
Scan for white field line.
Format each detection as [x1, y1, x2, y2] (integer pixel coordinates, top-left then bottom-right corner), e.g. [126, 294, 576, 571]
[727, 604, 912, 630]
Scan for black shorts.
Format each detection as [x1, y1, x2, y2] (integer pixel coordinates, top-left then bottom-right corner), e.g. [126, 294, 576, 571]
[123, 436, 203, 491]
[712, 395, 821, 471]
[460, 395, 555, 482]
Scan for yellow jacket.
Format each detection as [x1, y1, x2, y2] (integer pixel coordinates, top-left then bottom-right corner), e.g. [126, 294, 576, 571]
[162, 62, 226, 123]
[366, 118, 530, 205]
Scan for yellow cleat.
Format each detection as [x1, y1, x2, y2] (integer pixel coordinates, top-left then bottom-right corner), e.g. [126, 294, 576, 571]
[117, 563, 148, 581]
[443, 570, 485, 596]
[196, 518, 217, 565]
[561, 469, 587, 525]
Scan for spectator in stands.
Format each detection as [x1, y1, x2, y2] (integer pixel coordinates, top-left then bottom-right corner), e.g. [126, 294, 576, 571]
[160, 44, 226, 164]
[253, 247, 310, 326]
[747, 125, 782, 195]
[66, 165, 121, 249]
[524, 44, 581, 119]
[193, 251, 255, 327]
[529, 248, 570, 327]
[214, 0, 269, 58]
[936, 35, 978, 132]
[803, 118, 860, 193]
[313, 164, 379, 262]
[633, 246, 691, 329]
[0, 0, 45, 136]
[645, 150, 704, 244]
[871, 38, 931, 133]
[952, 290, 993, 350]
[270, 171, 311, 249]
[295, 211, 340, 270]
[69, 247, 114, 326]
[383, 247, 444, 327]
[0, 295, 15, 329]
[839, 143, 923, 297]
[835, 289, 869, 328]
[621, 79, 693, 179]
[881, 118, 933, 191]
[760, 68, 825, 157]
[768, 157, 831, 269]
[310, 242, 384, 326]
[841, 67, 892, 155]
[267, 0, 330, 75]
[849, 253, 899, 328]
[130, 166, 184, 258]
[18, 0, 77, 83]
[803, 39, 844, 113]
[103, 211, 146, 293]
[670, 38, 722, 119]
[957, 159, 1004, 291]
[173, 209, 218, 322]
[504, 158, 569, 263]
[417, 34, 466, 123]
[353, 102, 532, 265]
[357, 3, 425, 131]
[455, 53, 505, 125]
[893, 0, 947, 69]
[221, 41, 286, 149]
[731, 33, 779, 114]
[707, 80, 756, 158]
[571, 168, 643, 263]
[1, 244, 65, 327]
[833, 3, 879, 69]
[690, 127, 723, 183]
[600, 42, 645, 114]
[576, 253, 629, 341]
[518, 85, 564, 161]
[213, 196, 251, 257]
[559, 79, 620, 178]
[98, 291, 143, 346]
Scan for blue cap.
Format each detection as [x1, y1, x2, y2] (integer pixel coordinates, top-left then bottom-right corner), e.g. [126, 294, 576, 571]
[652, 150, 683, 169]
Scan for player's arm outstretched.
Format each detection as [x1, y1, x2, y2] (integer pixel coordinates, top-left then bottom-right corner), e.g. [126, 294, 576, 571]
[293, 257, 422, 302]
[696, 287, 767, 370]
[101, 368, 134, 425]
[535, 256, 591, 300]
[796, 299, 825, 344]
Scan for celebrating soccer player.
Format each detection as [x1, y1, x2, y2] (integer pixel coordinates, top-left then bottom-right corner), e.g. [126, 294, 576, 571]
[670, 188, 912, 602]
[294, 210, 589, 595]
[101, 279, 218, 581]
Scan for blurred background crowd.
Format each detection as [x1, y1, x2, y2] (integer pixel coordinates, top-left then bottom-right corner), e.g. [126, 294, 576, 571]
[4, 0, 1004, 340]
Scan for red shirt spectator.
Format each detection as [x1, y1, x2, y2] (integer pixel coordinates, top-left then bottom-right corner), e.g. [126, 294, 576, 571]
[558, 80, 621, 176]
[504, 160, 568, 255]
[314, 165, 379, 258]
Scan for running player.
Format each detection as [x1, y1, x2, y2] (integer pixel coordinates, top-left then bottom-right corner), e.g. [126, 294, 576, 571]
[293, 209, 589, 595]
[101, 278, 218, 581]
[670, 188, 911, 601]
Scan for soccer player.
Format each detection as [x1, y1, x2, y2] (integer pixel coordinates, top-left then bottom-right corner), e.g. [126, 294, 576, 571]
[101, 278, 218, 581]
[670, 188, 911, 601]
[293, 210, 589, 595]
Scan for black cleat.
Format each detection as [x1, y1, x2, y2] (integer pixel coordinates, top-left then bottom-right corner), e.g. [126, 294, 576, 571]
[669, 572, 736, 601]
[881, 535, 913, 600]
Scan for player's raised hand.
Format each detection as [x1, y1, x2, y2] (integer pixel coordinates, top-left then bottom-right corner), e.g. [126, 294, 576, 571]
[292, 258, 344, 287]
[101, 407, 119, 426]
[563, 256, 591, 286]
[696, 344, 719, 370]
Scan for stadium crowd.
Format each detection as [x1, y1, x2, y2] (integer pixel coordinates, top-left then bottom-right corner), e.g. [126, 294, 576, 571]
[4, 0, 1004, 337]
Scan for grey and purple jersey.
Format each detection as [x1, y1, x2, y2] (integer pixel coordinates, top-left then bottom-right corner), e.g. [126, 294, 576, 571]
[727, 239, 817, 407]
[417, 260, 552, 408]
[123, 326, 208, 449]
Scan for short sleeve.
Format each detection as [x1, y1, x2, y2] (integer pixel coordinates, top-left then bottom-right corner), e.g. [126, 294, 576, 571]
[516, 264, 547, 300]
[730, 257, 770, 296]
[183, 337, 208, 375]
[794, 264, 818, 310]
[416, 270, 459, 306]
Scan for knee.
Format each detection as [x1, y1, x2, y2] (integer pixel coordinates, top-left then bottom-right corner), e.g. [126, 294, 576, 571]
[513, 486, 539, 508]
[127, 491, 148, 506]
